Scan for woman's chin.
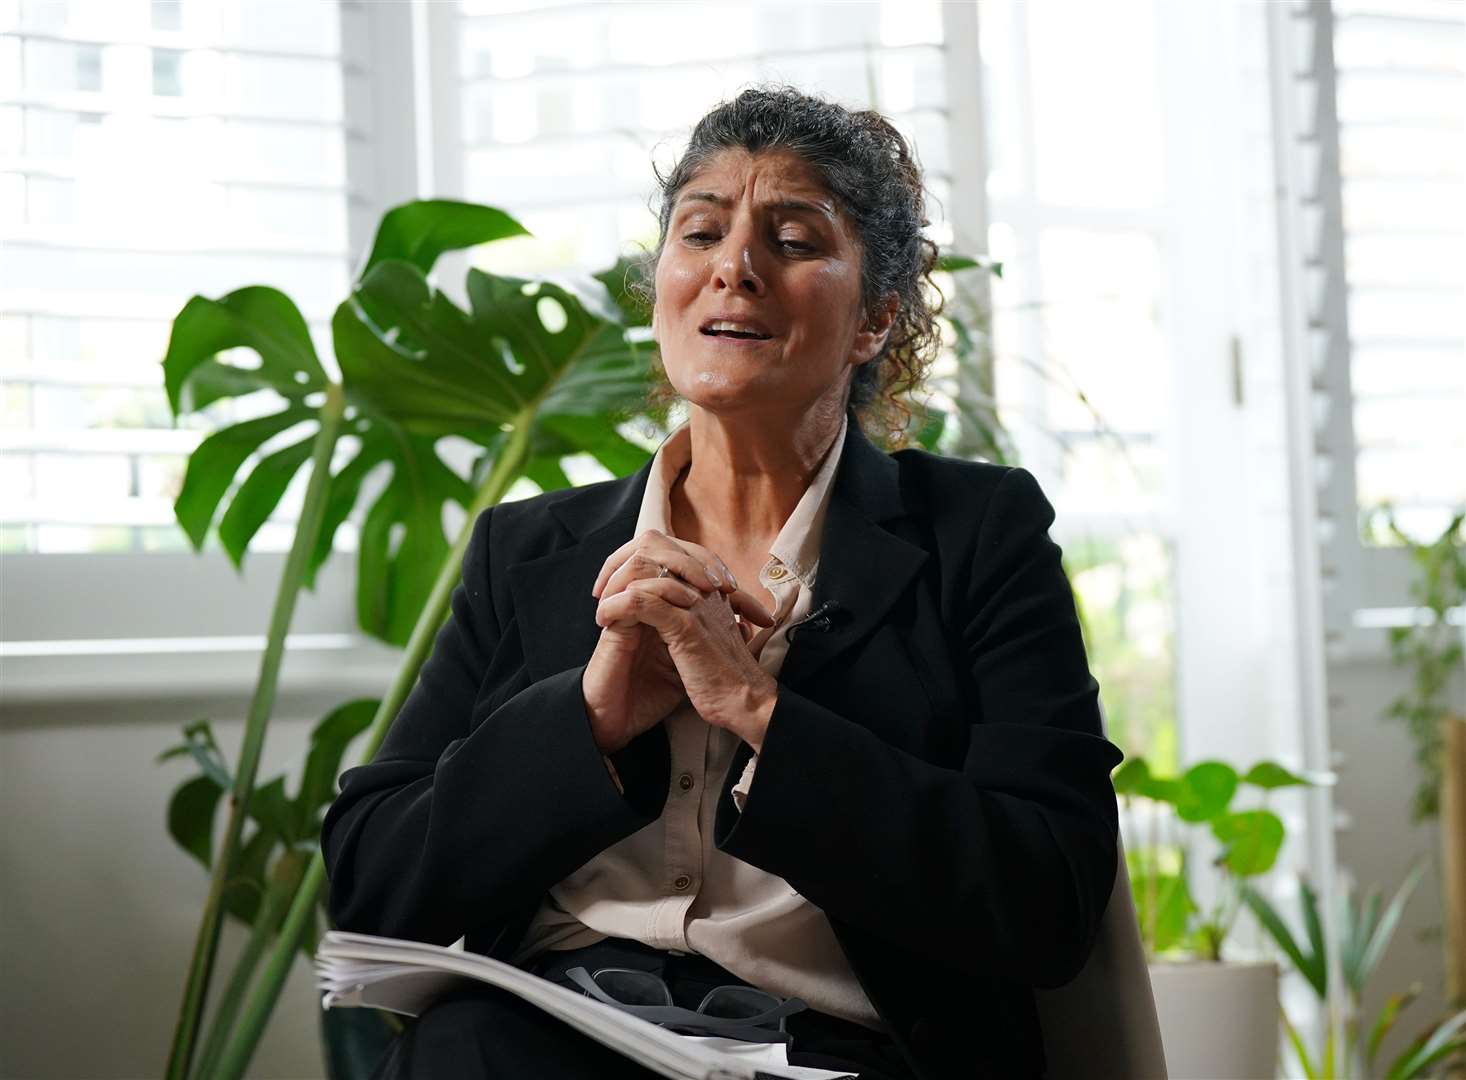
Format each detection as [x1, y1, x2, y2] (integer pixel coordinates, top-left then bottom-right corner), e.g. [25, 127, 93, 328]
[671, 369, 772, 410]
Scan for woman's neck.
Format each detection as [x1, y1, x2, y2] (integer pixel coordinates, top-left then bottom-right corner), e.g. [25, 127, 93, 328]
[668, 405, 844, 548]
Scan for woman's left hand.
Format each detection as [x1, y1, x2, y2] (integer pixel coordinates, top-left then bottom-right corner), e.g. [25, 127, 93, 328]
[593, 582, 780, 751]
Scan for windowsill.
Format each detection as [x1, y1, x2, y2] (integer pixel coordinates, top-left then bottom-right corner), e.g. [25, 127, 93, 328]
[0, 634, 403, 716]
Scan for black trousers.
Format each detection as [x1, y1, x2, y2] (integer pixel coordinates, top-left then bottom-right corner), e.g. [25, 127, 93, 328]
[369, 936, 916, 1079]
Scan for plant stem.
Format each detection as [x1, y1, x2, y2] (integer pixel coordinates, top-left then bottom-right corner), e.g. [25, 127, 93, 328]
[165, 382, 347, 1080]
[214, 852, 324, 1080]
[191, 859, 297, 1079]
[208, 409, 534, 1080]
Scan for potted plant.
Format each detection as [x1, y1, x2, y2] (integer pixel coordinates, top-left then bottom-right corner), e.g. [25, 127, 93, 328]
[1241, 863, 1466, 1078]
[1114, 755, 1324, 1078]
[157, 198, 670, 1080]
[1369, 505, 1466, 1011]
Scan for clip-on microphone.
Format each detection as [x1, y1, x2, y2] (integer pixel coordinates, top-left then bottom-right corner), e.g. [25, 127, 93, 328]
[787, 599, 844, 642]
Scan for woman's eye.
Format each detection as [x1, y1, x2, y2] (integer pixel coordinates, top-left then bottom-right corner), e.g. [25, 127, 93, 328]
[683, 232, 716, 244]
[779, 239, 813, 252]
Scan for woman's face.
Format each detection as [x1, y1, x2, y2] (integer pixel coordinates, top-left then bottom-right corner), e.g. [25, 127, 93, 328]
[652, 148, 894, 422]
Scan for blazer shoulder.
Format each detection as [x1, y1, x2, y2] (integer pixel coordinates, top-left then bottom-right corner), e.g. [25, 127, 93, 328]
[890, 445, 1021, 520]
[483, 471, 634, 560]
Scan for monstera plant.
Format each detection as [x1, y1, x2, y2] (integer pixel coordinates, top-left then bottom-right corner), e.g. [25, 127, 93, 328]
[157, 198, 1003, 1080]
[159, 200, 667, 1080]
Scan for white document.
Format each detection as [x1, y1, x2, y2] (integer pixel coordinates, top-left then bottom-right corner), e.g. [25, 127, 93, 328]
[316, 930, 856, 1080]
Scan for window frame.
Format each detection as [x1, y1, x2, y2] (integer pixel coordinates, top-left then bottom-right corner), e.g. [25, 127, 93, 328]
[1, 2, 424, 705]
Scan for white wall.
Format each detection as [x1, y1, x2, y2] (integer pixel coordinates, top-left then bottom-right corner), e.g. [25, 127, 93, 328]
[0, 700, 363, 1079]
[1328, 655, 1463, 1072]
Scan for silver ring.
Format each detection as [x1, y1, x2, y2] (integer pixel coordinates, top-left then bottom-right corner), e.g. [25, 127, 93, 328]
[656, 563, 669, 579]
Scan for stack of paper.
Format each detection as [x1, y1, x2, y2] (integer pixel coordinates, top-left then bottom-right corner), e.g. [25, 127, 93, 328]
[316, 930, 856, 1080]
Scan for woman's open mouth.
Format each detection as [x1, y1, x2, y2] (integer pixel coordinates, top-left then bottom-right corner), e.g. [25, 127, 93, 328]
[699, 320, 776, 345]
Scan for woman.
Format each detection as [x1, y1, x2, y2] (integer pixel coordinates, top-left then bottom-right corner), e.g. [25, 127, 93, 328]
[321, 85, 1124, 1080]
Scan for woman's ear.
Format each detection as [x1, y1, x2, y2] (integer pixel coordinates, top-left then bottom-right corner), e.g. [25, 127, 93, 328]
[851, 292, 900, 365]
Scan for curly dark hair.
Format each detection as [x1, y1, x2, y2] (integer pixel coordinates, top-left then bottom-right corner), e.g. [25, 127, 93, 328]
[626, 84, 945, 450]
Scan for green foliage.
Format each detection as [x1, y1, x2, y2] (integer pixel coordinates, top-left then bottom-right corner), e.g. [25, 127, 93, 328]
[158, 701, 377, 955]
[162, 200, 656, 648]
[1241, 864, 1466, 1079]
[1368, 505, 1466, 823]
[1117, 754, 1320, 961]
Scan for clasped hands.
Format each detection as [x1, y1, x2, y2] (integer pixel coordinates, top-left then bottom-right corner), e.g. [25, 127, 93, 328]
[582, 529, 779, 757]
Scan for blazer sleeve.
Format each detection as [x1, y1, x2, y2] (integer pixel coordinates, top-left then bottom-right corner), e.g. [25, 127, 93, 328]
[320, 504, 670, 947]
[712, 466, 1124, 990]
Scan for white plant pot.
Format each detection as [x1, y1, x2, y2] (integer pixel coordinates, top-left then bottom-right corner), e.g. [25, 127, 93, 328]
[1148, 959, 1279, 1079]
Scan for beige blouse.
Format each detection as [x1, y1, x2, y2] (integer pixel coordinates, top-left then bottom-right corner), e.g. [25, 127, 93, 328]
[508, 412, 887, 1032]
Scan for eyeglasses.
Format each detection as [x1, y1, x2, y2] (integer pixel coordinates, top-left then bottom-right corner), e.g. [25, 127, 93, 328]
[564, 965, 808, 1045]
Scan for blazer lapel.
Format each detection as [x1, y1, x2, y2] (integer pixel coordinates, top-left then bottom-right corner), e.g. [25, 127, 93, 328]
[774, 422, 929, 693]
[507, 414, 929, 694]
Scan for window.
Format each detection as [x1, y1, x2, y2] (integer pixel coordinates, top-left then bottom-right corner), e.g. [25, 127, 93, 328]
[0, 0, 400, 697]
[1, 0, 354, 556]
[438, 0, 968, 497]
[1333, 0, 1465, 547]
[450, 1, 956, 269]
[979, 0, 1179, 771]
[151, 46, 182, 96]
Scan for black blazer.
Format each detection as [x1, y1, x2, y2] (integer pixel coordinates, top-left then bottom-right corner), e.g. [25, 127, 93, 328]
[321, 411, 1124, 1080]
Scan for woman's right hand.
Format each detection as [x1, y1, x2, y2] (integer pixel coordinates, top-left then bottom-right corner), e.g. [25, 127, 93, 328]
[582, 530, 774, 754]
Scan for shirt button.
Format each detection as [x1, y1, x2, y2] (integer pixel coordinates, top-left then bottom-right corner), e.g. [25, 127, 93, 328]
[673, 875, 692, 891]
[766, 564, 788, 581]
[678, 772, 694, 792]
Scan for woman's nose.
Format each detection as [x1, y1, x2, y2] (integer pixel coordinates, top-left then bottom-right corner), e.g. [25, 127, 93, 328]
[711, 228, 765, 295]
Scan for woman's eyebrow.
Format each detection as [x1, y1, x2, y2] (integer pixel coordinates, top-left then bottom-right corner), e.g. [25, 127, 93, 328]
[677, 191, 836, 223]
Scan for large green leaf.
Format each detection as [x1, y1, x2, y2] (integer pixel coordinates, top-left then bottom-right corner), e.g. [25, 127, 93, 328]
[292, 699, 379, 838]
[352, 428, 474, 645]
[1342, 885, 1379, 993]
[1112, 758, 1152, 797]
[216, 434, 319, 570]
[1386, 1009, 1466, 1080]
[1241, 880, 1326, 997]
[249, 775, 297, 846]
[1358, 861, 1426, 993]
[301, 436, 392, 591]
[362, 200, 530, 278]
[1300, 878, 1328, 992]
[1176, 761, 1239, 823]
[337, 264, 526, 432]
[163, 287, 327, 417]
[536, 414, 652, 477]
[1242, 760, 1312, 790]
[167, 202, 643, 645]
[173, 405, 316, 551]
[1112, 758, 1184, 805]
[340, 263, 649, 435]
[322, 258, 654, 643]
[165, 776, 226, 870]
[167, 261, 649, 644]
[1211, 808, 1284, 876]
